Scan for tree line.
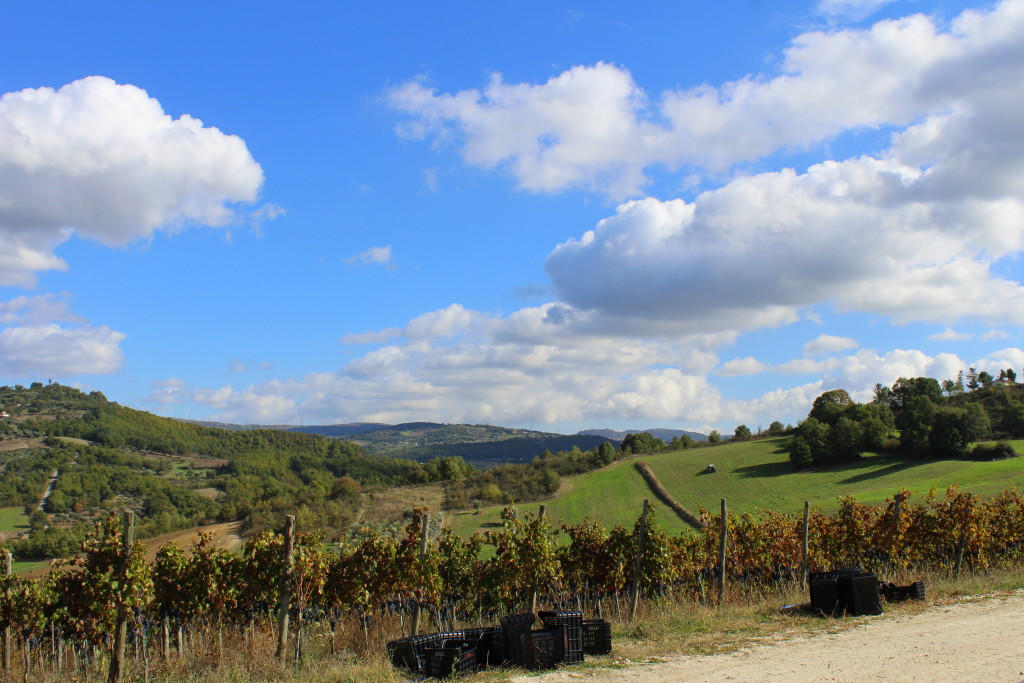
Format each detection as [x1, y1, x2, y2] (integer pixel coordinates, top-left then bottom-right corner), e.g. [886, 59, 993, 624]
[788, 371, 1024, 469]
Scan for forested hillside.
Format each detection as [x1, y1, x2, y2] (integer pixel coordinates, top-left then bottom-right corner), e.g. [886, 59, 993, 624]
[0, 383, 481, 560]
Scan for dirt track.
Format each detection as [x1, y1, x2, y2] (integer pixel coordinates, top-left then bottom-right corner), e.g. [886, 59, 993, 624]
[517, 592, 1024, 682]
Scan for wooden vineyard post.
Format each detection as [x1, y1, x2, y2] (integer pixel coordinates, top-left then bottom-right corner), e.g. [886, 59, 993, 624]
[801, 501, 810, 587]
[2, 551, 10, 673]
[629, 499, 650, 620]
[954, 493, 974, 578]
[108, 510, 134, 683]
[410, 513, 431, 636]
[530, 507, 547, 613]
[717, 498, 727, 606]
[161, 615, 171, 661]
[276, 515, 296, 660]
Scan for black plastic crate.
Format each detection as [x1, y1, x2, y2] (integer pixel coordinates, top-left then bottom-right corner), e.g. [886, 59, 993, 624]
[387, 633, 439, 673]
[839, 574, 882, 616]
[882, 580, 926, 603]
[809, 576, 842, 616]
[582, 619, 611, 655]
[433, 629, 466, 645]
[427, 642, 479, 678]
[539, 611, 583, 664]
[462, 626, 495, 643]
[500, 613, 537, 667]
[478, 629, 508, 668]
[809, 568, 882, 617]
[522, 628, 564, 669]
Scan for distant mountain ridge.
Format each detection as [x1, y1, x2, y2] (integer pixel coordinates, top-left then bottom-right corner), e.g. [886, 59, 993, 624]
[178, 419, 615, 468]
[578, 428, 707, 442]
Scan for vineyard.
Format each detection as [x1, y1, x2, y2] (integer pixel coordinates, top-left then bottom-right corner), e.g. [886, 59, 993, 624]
[0, 485, 1022, 681]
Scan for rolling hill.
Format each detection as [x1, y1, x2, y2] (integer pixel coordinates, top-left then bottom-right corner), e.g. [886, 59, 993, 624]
[445, 436, 1024, 538]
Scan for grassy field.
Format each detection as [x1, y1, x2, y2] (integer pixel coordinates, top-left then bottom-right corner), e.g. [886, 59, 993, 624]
[0, 506, 28, 532]
[446, 438, 1024, 537]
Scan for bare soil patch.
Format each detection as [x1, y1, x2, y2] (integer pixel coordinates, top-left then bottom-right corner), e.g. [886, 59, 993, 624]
[0, 437, 47, 452]
[139, 521, 244, 562]
[520, 592, 1024, 683]
[193, 487, 224, 500]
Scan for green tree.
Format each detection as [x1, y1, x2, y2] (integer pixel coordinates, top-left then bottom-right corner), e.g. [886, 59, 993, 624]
[620, 432, 665, 454]
[788, 436, 814, 469]
[707, 430, 721, 445]
[795, 417, 830, 463]
[828, 416, 864, 461]
[891, 377, 943, 410]
[978, 371, 994, 388]
[808, 389, 854, 426]
[767, 421, 785, 435]
[596, 441, 616, 464]
[929, 404, 989, 458]
[897, 395, 937, 454]
[733, 425, 753, 441]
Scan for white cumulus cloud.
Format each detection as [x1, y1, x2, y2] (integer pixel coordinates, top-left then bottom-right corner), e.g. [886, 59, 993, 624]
[0, 324, 125, 375]
[928, 328, 974, 341]
[0, 76, 266, 286]
[804, 334, 859, 356]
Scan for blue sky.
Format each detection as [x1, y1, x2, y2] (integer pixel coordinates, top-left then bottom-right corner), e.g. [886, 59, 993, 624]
[3, 0, 1024, 434]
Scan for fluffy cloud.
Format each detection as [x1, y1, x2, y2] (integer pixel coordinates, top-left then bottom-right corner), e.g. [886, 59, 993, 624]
[804, 334, 859, 356]
[0, 76, 265, 285]
[388, 3, 1024, 195]
[0, 293, 81, 325]
[188, 309, 990, 430]
[718, 356, 768, 377]
[188, 302, 726, 425]
[0, 323, 125, 375]
[388, 63, 655, 198]
[928, 328, 974, 342]
[193, 384, 299, 425]
[546, 151, 1024, 329]
[391, 2, 1024, 331]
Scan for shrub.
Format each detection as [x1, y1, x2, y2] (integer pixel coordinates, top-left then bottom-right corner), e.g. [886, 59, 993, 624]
[968, 441, 1019, 461]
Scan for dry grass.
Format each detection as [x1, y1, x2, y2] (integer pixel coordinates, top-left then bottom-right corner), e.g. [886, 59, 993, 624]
[358, 483, 446, 527]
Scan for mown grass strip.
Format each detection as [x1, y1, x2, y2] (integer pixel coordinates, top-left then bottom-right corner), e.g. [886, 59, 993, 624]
[634, 461, 705, 529]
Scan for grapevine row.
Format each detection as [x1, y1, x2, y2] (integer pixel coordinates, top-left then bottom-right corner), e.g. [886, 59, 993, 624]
[0, 485, 1021, 677]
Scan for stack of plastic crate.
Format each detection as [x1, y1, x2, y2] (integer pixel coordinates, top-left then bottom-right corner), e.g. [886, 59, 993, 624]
[427, 639, 479, 678]
[538, 610, 583, 665]
[809, 568, 882, 617]
[386, 632, 440, 674]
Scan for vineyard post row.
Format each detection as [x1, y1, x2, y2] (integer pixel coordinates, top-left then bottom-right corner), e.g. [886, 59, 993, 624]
[0, 485, 1017, 682]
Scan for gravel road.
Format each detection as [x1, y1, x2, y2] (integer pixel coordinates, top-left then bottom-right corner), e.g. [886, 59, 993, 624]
[514, 592, 1024, 682]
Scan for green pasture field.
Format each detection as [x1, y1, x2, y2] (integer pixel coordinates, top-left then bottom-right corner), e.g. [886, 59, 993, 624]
[446, 457, 696, 539]
[0, 506, 28, 532]
[13, 560, 48, 574]
[446, 438, 1024, 538]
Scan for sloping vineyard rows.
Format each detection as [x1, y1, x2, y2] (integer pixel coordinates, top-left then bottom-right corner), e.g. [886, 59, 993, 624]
[0, 485, 1021, 675]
